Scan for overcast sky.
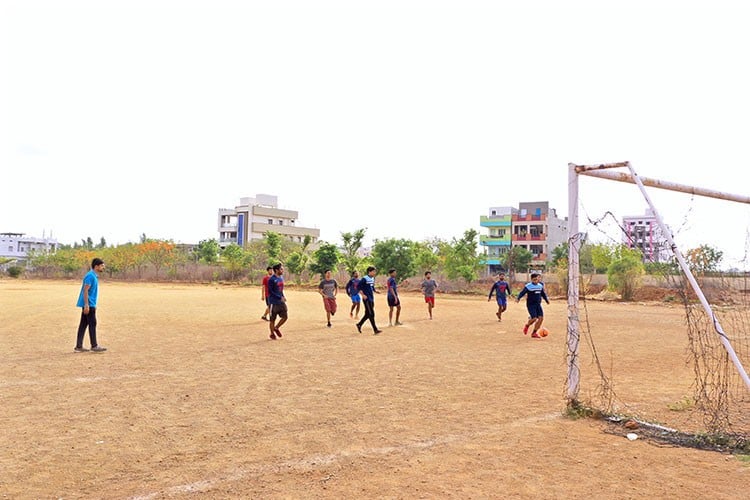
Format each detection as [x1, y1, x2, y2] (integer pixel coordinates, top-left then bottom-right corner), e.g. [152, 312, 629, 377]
[2, 1, 749, 266]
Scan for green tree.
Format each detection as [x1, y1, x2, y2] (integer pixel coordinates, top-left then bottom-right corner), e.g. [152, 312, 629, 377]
[444, 229, 482, 285]
[607, 246, 645, 300]
[414, 239, 442, 274]
[501, 246, 533, 278]
[371, 238, 418, 281]
[196, 239, 220, 264]
[309, 242, 342, 278]
[551, 243, 568, 267]
[285, 251, 309, 284]
[686, 244, 723, 274]
[221, 243, 252, 280]
[340, 228, 366, 274]
[264, 231, 283, 264]
[590, 243, 614, 273]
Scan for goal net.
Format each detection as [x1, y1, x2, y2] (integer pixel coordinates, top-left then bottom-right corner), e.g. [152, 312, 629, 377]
[566, 162, 750, 446]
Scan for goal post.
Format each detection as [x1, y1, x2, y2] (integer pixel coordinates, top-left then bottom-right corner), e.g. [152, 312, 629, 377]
[566, 161, 750, 407]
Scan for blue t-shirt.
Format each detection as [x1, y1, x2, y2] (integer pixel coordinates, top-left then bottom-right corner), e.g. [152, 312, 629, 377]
[76, 270, 99, 308]
[346, 278, 361, 297]
[387, 276, 398, 298]
[517, 282, 548, 306]
[358, 275, 376, 301]
[268, 274, 285, 305]
[488, 280, 512, 300]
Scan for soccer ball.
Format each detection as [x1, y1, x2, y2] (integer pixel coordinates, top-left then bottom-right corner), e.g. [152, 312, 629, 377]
[538, 327, 549, 337]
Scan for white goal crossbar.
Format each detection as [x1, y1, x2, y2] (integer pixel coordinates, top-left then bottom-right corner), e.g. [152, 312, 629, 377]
[566, 161, 750, 402]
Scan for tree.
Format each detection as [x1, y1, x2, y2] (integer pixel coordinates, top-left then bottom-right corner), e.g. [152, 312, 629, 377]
[221, 243, 252, 280]
[607, 246, 644, 300]
[414, 239, 443, 275]
[444, 229, 483, 285]
[590, 243, 614, 273]
[371, 238, 418, 282]
[340, 228, 366, 274]
[264, 231, 283, 265]
[138, 240, 176, 279]
[285, 251, 309, 284]
[309, 243, 342, 278]
[196, 239, 220, 264]
[686, 244, 723, 274]
[551, 243, 568, 267]
[501, 246, 533, 278]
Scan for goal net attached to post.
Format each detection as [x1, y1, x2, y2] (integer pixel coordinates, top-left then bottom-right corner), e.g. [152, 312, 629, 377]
[567, 161, 750, 442]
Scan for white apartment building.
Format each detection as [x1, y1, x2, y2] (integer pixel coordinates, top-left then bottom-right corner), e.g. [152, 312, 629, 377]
[622, 208, 672, 263]
[0, 232, 58, 262]
[218, 194, 320, 248]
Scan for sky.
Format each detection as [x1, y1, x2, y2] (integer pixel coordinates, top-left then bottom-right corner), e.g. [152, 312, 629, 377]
[2, 0, 750, 267]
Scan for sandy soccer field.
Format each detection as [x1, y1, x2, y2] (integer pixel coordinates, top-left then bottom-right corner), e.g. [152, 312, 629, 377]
[1, 280, 748, 499]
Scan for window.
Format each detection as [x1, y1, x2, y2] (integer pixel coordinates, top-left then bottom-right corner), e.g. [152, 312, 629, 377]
[268, 219, 273, 224]
[278, 220, 284, 226]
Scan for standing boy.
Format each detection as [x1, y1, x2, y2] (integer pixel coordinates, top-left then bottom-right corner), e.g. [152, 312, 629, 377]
[267, 263, 287, 340]
[420, 271, 438, 319]
[74, 257, 107, 352]
[318, 269, 338, 327]
[488, 272, 513, 321]
[516, 273, 550, 338]
[261, 266, 273, 321]
[356, 266, 382, 334]
[345, 270, 361, 319]
[387, 268, 402, 326]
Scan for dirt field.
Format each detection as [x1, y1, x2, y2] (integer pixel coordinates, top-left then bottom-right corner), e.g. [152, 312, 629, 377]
[1, 279, 748, 499]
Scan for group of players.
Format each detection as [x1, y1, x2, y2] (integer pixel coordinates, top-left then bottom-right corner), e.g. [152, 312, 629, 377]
[71, 258, 550, 352]
[259, 263, 550, 340]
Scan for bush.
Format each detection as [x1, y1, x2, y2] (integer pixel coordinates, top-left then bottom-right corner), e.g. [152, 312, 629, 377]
[7, 266, 24, 278]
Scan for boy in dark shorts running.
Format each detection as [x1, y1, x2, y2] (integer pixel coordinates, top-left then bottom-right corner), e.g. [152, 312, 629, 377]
[488, 272, 512, 321]
[516, 273, 549, 338]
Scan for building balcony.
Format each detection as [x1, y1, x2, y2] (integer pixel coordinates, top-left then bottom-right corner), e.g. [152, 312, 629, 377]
[512, 233, 546, 241]
[512, 213, 547, 222]
[480, 235, 511, 246]
[479, 215, 512, 227]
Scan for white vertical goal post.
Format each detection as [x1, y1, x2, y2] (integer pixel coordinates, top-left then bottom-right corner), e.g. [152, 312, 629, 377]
[566, 161, 750, 405]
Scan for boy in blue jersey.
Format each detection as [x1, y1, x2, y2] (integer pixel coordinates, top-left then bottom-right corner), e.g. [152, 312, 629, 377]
[356, 266, 382, 335]
[74, 257, 107, 352]
[345, 270, 361, 319]
[267, 263, 287, 340]
[516, 273, 549, 338]
[387, 269, 402, 326]
[488, 272, 512, 322]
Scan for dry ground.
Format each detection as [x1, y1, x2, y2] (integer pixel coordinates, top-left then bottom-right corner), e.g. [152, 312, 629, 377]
[1, 279, 748, 499]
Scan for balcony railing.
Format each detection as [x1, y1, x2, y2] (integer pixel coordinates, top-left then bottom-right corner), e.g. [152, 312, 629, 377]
[512, 233, 546, 241]
[512, 213, 547, 221]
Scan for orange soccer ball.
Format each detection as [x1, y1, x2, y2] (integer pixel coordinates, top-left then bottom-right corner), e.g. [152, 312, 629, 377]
[538, 327, 549, 337]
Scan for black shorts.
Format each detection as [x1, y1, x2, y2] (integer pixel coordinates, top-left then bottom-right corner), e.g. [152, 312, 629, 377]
[270, 302, 288, 321]
[387, 295, 399, 307]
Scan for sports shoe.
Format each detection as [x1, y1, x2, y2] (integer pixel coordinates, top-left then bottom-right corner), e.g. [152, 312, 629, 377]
[74, 347, 89, 352]
[531, 332, 541, 339]
[327, 322, 332, 328]
[374, 329, 382, 335]
[274, 328, 282, 338]
[91, 346, 107, 352]
[261, 316, 269, 321]
[523, 324, 529, 335]
[269, 332, 277, 340]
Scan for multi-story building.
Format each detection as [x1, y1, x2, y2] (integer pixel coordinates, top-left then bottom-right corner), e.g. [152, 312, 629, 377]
[622, 208, 671, 263]
[218, 194, 320, 248]
[479, 206, 515, 275]
[480, 201, 568, 275]
[0, 232, 58, 263]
